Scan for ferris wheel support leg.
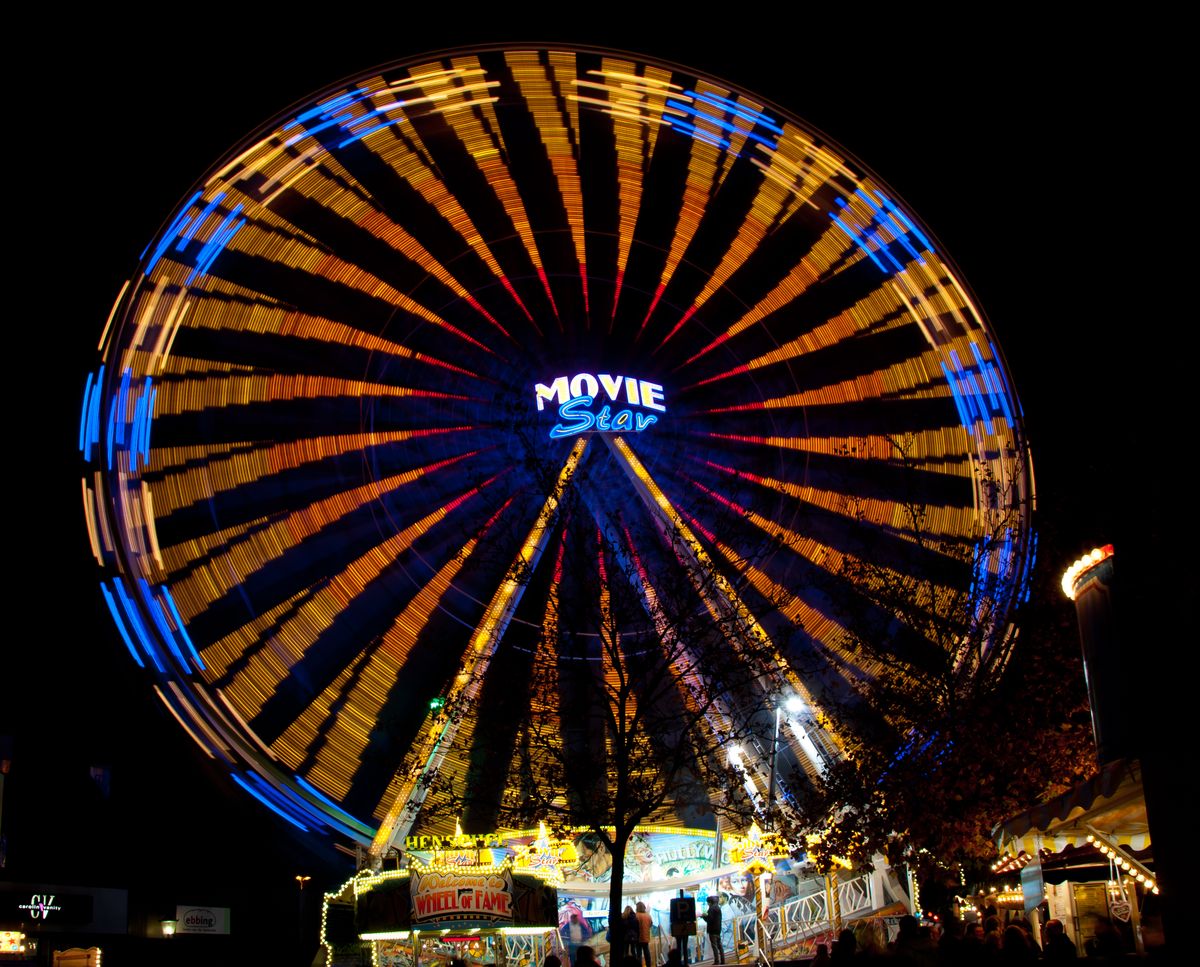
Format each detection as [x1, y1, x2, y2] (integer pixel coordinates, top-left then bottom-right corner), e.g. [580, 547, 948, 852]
[365, 438, 590, 867]
[602, 435, 840, 788]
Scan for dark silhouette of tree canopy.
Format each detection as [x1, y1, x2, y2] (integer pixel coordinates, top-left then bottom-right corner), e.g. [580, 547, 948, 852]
[437, 436, 795, 956]
[791, 437, 1094, 881]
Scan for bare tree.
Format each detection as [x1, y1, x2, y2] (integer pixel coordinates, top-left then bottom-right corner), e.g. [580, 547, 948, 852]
[790, 436, 1090, 879]
[433, 432, 804, 957]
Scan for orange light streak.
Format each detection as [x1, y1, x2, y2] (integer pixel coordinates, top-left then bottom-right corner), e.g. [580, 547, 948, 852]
[148, 427, 472, 517]
[200, 471, 507, 720]
[367, 438, 588, 860]
[507, 51, 590, 318]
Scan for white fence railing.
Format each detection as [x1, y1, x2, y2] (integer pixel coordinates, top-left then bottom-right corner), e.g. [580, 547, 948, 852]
[726, 871, 875, 963]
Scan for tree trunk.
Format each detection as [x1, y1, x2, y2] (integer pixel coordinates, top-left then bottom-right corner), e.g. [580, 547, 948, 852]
[606, 825, 632, 964]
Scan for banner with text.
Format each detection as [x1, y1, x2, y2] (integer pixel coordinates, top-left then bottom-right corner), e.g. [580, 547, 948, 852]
[410, 869, 514, 929]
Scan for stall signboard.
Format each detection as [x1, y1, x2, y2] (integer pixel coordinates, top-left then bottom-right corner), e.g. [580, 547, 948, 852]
[410, 868, 514, 929]
[559, 829, 729, 883]
[1072, 882, 1110, 949]
[405, 833, 505, 851]
[175, 906, 231, 935]
[356, 870, 555, 936]
[404, 832, 505, 868]
[1020, 860, 1045, 915]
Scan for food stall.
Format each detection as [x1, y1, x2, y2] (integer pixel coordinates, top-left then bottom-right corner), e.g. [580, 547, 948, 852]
[992, 758, 1157, 955]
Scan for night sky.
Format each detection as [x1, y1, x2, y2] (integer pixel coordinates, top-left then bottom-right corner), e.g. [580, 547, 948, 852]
[7, 9, 1166, 912]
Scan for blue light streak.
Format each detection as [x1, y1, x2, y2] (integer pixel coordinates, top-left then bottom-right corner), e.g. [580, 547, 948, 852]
[856, 189, 925, 265]
[294, 774, 374, 833]
[952, 351, 987, 428]
[243, 771, 333, 832]
[877, 191, 934, 254]
[83, 365, 104, 462]
[283, 87, 368, 130]
[955, 348, 997, 433]
[285, 112, 355, 147]
[338, 116, 406, 148]
[134, 377, 154, 466]
[130, 393, 146, 471]
[113, 576, 165, 673]
[115, 368, 131, 445]
[145, 191, 202, 274]
[90, 369, 104, 454]
[940, 361, 971, 429]
[161, 585, 205, 671]
[78, 371, 94, 454]
[969, 342, 1004, 414]
[948, 350, 985, 429]
[231, 773, 310, 832]
[105, 397, 117, 470]
[684, 90, 784, 135]
[100, 582, 144, 668]
[664, 99, 775, 150]
[186, 207, 245, 285]
[996, 528, 1014, 583]
[175, 192, 227, 250]
[985, 343, 1017, 425]
[143, 387, 158, 460]
[830, 212, 886, 273]
[1022, 532, 1039, 602]
[868, 229, 905, 272]
[140, 578, 186, 666]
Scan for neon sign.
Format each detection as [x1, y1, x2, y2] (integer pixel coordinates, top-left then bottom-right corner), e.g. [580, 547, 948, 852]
[534, 374, 665, 439]
[17, 895, 62, 920]
[405, 832, 505, 851]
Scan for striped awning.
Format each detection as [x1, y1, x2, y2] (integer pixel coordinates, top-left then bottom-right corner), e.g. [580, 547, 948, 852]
[993, 759, 1149, 857]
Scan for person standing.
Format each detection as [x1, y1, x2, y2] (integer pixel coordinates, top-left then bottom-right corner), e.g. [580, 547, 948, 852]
[701, 896, 724, 964]
[561, 909, 593, 966]
[635, 901, 654, 967]
[623, 905, 641, 961]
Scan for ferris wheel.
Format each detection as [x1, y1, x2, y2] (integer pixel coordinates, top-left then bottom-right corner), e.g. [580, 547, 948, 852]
[79, 45, 1033, 854]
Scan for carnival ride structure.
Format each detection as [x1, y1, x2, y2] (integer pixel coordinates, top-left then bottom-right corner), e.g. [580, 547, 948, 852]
[79, 45, 1034, 865]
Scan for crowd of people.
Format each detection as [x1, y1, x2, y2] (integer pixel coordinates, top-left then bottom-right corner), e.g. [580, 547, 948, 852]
[548, 907, 1133, 965]
[815, 913, 1075, 962]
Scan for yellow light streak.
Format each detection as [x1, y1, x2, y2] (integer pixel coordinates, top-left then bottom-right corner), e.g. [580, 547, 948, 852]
[148, 427, 469, 517]
[82, 479, 103, 565]
[275, 527, 494, 798]
[97, 279, 130, 352]
[367, 438, 588, 861]
[507, 51, 589, 314]
[201, 479, 495, 720]
[608, 437, 841, 757]
[163, 450, 487, 622]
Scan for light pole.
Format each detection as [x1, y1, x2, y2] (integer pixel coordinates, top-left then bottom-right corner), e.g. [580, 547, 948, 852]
[296, 875, 312, 964]
[766, 695, 805, 822]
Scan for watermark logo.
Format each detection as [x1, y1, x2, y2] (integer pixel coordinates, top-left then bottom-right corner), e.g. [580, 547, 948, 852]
[534, 374, 665, 439]
[18, 895, 62, 920]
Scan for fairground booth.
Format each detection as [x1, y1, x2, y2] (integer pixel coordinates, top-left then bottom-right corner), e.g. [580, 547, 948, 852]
[982, 546, 1162, 957]
[321, 824, 904, 966]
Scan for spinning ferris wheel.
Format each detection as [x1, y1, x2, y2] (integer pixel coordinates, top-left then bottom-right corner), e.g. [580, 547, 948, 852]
[79, 45, 1033, 855]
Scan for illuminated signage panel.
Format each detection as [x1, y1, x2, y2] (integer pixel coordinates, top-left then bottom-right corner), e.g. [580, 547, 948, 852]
[534, 374, 665, 439]
[409, 868, 514, 928]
